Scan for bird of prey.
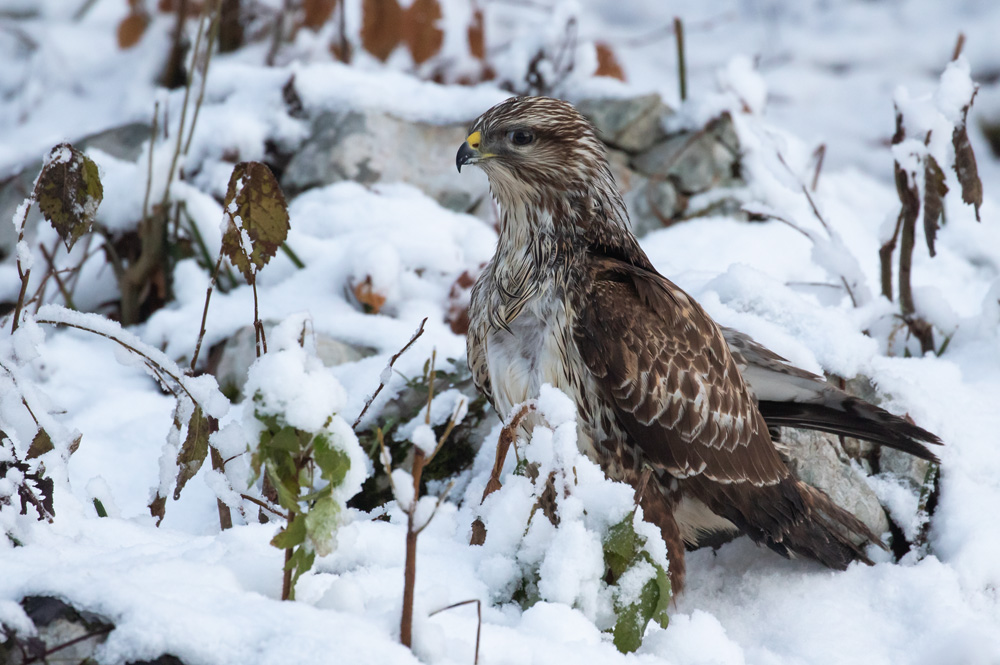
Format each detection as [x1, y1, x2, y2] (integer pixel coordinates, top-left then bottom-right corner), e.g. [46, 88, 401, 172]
[456, 96, 941, 591]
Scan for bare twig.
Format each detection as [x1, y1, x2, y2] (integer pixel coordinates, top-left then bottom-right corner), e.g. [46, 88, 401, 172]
[674, 17, 687, 102]
[35, 317, 198, 404]
[38, 242, 75, 310]
[810, 143, 826, 191]
[429, 599, 482, 665]
[11, 200, 34, 333]
[240, 493, 284, 518]
[142, 101, 159, 223]
[184, 0, 222, 156]
[190, 254, 224, 370]
[352, 318, 428, 429]
[952, 32, 966, 61]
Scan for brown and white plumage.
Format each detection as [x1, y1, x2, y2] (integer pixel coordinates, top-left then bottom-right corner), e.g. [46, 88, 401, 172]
[457, 96, 941, 591]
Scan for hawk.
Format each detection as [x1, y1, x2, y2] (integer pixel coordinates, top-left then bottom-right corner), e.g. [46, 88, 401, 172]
[456, 96, 940, 591]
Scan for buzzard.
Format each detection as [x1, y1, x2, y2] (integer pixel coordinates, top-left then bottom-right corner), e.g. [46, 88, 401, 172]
[456, 96, 941, 591]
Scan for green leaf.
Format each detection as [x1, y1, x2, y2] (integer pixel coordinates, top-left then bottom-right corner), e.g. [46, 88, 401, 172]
[651, 563, 672, 629]
[220, 161, 290, 284]
[266, 465, 301, 512]
[314, 433, 351, 487]
[26, 428, 54, 460]
[34, 143, 103, 251]
[270, 426, 302, 454]
[93, 497, 108, 518]
[305, 494, 341, 557]
[173, 404, 212, 500]
[603, 517, 638, 579]
[271, 511, 307, 549]
[612, 572, 660, 654]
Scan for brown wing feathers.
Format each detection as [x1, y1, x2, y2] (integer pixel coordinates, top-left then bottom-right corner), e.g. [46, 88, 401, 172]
[575, 255, 886, 584]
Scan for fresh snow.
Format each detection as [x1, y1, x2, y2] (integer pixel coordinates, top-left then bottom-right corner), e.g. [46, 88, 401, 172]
[2, 1, 1000, 664]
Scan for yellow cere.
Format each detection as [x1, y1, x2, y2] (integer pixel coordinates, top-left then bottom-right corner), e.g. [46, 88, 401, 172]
[466, 131, 482, 149]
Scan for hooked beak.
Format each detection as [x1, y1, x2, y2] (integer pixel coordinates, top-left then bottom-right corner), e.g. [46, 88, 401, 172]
[456, 130, 485, 172]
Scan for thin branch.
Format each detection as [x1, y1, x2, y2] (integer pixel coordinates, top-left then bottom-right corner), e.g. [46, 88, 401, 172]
[415, 479, 456, 535]
[142, 101, 159, 223]
[183, 0, 222, 156]
[34, 317, 198, 404]
[38, 242, 75, 310]
[352, 318, 428, 429]
[674, 17, 687, 102]
[240, 492, 285, 518]
[191, 254, 224, 370]
[429, 599, 482, 665]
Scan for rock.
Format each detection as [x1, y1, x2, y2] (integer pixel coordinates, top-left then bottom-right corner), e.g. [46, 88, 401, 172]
[879, 446, 933, 493]
[576, 94, 672, 154]
[624, 174, 684, 236]
[782, 428, 891, 540]
[213, 324, 375, 399]
[2, 596, 113, 665]
[631, 115, 740, 195]
[282, 110, 490, 213]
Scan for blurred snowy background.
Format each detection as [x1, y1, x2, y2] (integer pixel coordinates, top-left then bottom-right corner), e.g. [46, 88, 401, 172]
[1, 1, 999, 663]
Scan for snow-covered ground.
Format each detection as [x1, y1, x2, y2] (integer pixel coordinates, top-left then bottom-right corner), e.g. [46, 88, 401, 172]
[2, 1, 1000, 663]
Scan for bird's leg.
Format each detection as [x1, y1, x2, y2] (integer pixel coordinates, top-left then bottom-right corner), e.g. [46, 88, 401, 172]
[637, 479, 686, 594]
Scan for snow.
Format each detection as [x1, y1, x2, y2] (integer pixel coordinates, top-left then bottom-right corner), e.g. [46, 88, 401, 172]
[2, 1, 1000, 664]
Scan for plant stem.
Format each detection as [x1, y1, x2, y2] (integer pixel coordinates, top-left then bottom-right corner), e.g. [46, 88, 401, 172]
[282, 510, 294, 600]
[191, 254, 224, 370]
[674, 17, 687, 102]
[401, 448, 425, 648]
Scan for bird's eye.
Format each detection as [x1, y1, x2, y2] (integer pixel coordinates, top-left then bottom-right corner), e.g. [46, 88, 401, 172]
[507, 130, 534, 146]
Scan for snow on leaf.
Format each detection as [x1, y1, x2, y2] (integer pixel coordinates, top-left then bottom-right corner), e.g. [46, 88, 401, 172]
[221, 161, 290, 284]
[305, 494, 341, 557]
[33, 143, 103, 251]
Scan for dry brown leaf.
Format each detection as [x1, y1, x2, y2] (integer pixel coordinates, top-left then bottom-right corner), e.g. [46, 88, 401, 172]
[403, 0, 444, 66]
[467, 6, 485, 60]
[595, 42, 625, 81]
[361, 0, 403, 62]
[117, 11, 149, 49]
[353, 276, 387, 314]
[303, 0, 337, 30]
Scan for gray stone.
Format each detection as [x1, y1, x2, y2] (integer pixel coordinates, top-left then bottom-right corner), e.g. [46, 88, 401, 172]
[625, 174, 684, 237]
[631, 114, 740, 194]
[577, 94, 672, 154]
[879, 446, 934, 493]
[783, 428, 891, 540]
[214, 324, 375, 398]
[282, 110, 490, 213]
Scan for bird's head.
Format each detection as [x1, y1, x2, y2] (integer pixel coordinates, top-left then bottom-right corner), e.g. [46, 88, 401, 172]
[456, 96, 613, 213]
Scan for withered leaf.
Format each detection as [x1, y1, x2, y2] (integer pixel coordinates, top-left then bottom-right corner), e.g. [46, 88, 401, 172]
[26, 429, 54, 460]
[149, 493, 167, 526]
[952, 118, 982, 221]
[361, 0, 403, 62]
[303, 0, 337, 30]
[34, 144, 103, 251]
[595, 42, 626, 81]
[923, 155, 948, 257]
[221, 161, 290, 284]
[173, 404, 213, 500]
[117, 11, 149, 49]
[402, 0, 444, 66]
